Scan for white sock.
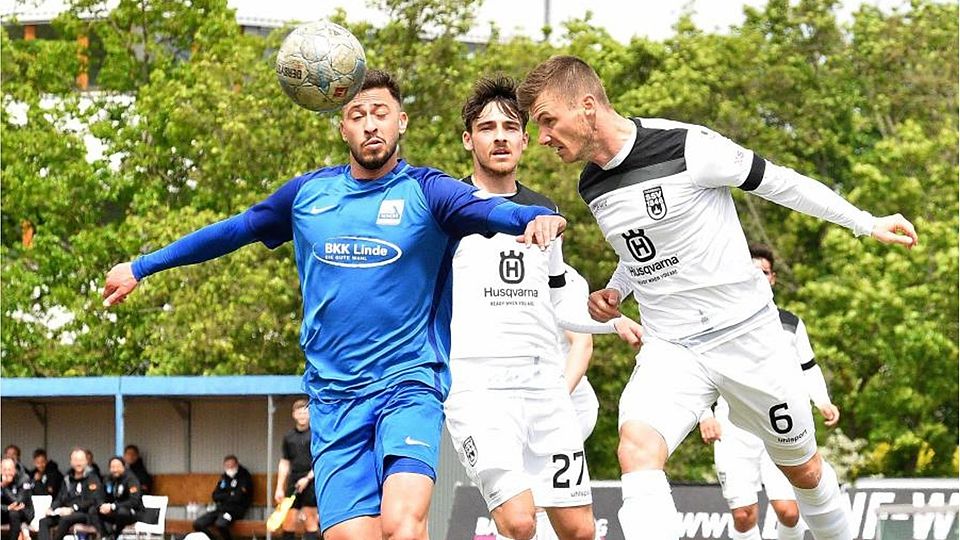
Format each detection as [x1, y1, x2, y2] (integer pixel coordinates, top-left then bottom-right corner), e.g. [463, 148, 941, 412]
[777, 520, 804, 540]
[618, 470, 679, 540]
[730, 524, 761, 540]
[535, 510, 559, 540]
[793, 460, 853, 540]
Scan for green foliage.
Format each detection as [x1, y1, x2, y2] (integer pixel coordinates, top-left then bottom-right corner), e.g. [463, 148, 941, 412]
[2, 0, 956, 479]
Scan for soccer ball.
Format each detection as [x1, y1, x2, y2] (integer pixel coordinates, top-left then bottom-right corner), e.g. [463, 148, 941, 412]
[276, 21, 367, 113]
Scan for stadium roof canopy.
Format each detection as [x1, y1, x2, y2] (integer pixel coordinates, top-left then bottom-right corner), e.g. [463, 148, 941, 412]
[1, 375, 303, 398]
[1, 375, 304, 458]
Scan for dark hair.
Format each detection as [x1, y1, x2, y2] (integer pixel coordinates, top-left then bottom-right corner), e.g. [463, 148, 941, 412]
[517, 55, 609, 112]
[749, 243, 776, 270]
[4, 444, 20, 457]
[124, 445, 140, 454]
[360, 69, 402, 106]
[461, 75, 527, 133]
[33, 448, 47, 459]
[108, 456, 125, 468]
[292, 397, 308, 410]
[223, 454, 239, 464]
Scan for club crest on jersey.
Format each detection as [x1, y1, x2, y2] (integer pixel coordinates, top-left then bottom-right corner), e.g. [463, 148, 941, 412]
[622, 229, 656, 263]
[463, 436, 478, 466]
[643, 186, 667, 221]
[376, 199, 404, 226]
[499, 250, 525, 284]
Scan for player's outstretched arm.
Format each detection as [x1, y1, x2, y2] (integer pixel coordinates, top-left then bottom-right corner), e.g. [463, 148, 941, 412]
[870, 213, 918, 248]
[102, 213, 259, 308]
[103, 262, 139, 307]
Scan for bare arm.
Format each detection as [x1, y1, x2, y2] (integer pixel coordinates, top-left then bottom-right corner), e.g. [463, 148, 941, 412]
[562, 330, 593, 394]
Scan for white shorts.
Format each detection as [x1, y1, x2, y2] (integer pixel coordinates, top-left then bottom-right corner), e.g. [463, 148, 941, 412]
[714, 419, 796, 509]
[570, 377, 599, 441]
[619, 313, 817, 466]
[445, 385, 593, 511]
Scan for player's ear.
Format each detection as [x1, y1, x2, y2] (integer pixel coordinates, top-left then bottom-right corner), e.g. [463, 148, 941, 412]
[462, 130, 474, 151]
[339, 119, 347, 141]
[521, 129, 529, 151]
[398, 111, 408, 135]
[581, 94, 597, 118]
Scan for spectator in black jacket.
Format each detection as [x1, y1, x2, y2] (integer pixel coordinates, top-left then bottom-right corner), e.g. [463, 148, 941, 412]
[2, 457, 34, 540]
[94, 457, 144, 540]
[37, 448, 104, 540]
[82, 450, 100, 480]
[2, 447, 27, 478]
[122, 446, 152, 495]
[193, 456, 252, 540]
[31, 449, 63, 500]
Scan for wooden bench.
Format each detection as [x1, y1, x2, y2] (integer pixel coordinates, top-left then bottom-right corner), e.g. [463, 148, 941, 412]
[162, 518, 306, 539]
[152, 474, 274, 507]
[152, 474, 305, 539]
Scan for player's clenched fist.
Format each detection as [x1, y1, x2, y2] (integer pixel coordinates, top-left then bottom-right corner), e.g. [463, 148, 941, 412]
[517, 215, 566, 249]
[871, 213, 918, 248]
[102, 262, 139, 307]
[588, 288, 621, 322]
[613, 317, 644, 349]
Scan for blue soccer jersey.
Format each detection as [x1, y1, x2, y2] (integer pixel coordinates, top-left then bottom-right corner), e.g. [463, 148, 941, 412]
[243, 160, 554, 400]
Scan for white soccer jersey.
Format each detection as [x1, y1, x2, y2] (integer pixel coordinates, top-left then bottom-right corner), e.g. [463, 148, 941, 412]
[450, 180, 615, 390]
[591, 118, 876, 343]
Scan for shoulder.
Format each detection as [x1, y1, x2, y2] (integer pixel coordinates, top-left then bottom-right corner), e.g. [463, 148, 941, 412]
[512, 183, 558, 211]
[293, 165, 348, 190]
[579, 117, 692, 203]
[778, 308, 800, 333]
[403, 164, 459, 186]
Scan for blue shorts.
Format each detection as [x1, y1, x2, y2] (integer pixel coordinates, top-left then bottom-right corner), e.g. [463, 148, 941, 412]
[309, 381, 443, 532]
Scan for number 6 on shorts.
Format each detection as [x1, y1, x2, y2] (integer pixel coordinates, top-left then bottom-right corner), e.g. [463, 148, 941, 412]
[768, 403, 794, 434]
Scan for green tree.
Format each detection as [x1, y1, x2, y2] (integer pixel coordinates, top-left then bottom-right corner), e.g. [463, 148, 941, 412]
[2, 0, 956, 479]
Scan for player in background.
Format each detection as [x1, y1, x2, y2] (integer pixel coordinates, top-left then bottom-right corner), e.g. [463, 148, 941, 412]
[698, 244, 840, 540]
[103, 69, 566, 540]
[274, 398, 320, 540]
[517, 56, 917, 540]
[446, 76, 642, 540]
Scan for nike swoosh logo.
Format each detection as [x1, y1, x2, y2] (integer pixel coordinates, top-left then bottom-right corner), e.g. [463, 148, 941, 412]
[404, 436, 431, 448]
[310, 205, 336, 215]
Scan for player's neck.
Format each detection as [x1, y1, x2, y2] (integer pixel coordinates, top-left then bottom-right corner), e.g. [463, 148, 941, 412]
[589, 112, 635, 167]
[471, 167, 518, 195]
[350, 152, 400, 181]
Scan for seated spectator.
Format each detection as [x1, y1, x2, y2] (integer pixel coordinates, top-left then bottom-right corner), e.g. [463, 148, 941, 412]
[31, 449, 63, 500]
[94, 457, 144, 540]
[37, 448, 103, 540]
[193, 456, 252, 540]
[82, 450, 100, 479]
[121, 446, 152, 494]
[1, 447, 27, 478]
[1, 457, 34, 540]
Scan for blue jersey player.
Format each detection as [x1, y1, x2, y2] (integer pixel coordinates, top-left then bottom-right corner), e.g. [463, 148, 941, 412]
[102, 70, 566, 540]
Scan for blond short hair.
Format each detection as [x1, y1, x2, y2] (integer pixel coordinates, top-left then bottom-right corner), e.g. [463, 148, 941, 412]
[517, 55, 610, 112]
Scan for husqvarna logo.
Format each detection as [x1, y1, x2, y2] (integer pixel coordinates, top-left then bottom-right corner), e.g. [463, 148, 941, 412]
[622, 229, 656, 262]
[499, 251, 525, 284]
[313, 236, 402, 268]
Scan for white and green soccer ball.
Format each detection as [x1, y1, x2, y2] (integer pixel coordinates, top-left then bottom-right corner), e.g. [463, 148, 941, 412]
[276, 20, 367, 113]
